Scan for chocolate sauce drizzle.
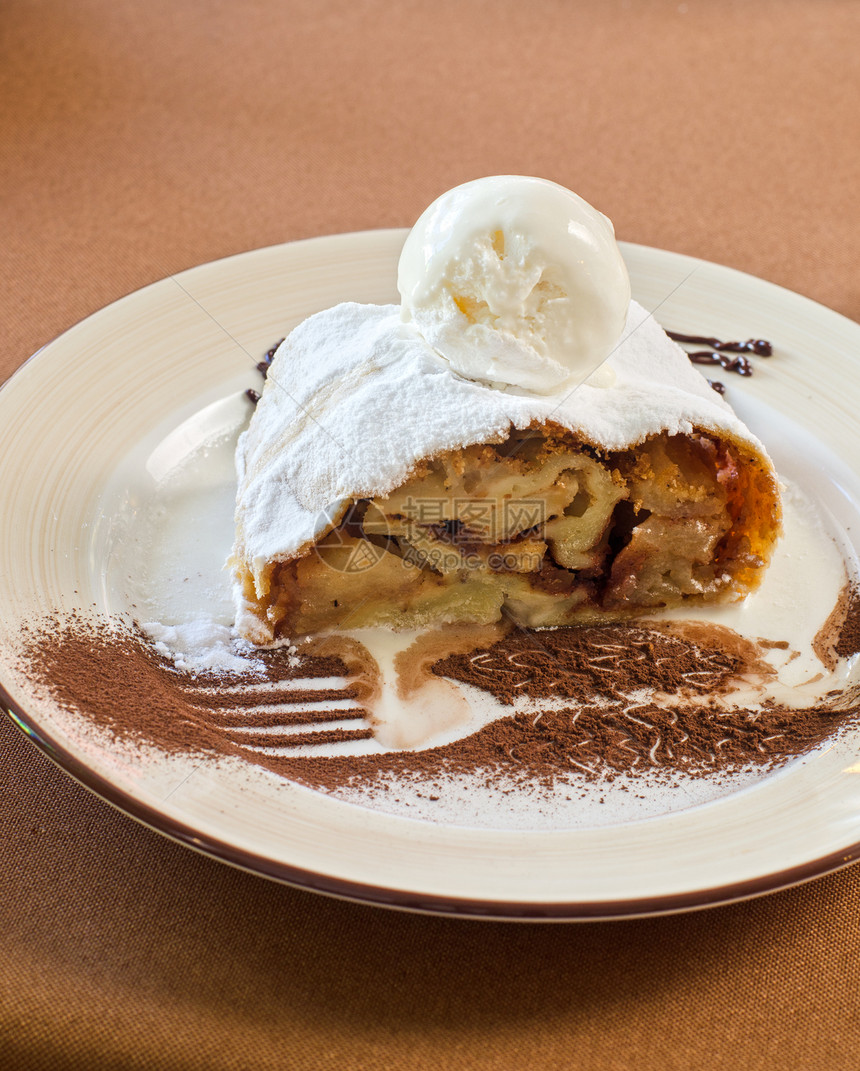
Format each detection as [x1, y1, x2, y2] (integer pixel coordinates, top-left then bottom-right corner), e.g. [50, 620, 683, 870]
[245, 338, 284, 404]
[666, 332, 773, 357]
[667, 331, 772, 393]
[245, 331, 774, 403]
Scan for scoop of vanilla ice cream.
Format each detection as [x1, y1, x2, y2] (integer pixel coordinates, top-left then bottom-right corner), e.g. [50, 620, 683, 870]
[397, 176, 631, 394]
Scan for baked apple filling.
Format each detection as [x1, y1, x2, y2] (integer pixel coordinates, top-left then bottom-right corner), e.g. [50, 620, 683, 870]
[234, 424, 777, 640]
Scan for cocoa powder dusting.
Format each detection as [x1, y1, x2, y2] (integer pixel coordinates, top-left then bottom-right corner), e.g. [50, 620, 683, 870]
[431, 623, 747, 705]
[835, 586, 860, 659]
[14, 607, 860, 802]
[18, 616, 372, 762]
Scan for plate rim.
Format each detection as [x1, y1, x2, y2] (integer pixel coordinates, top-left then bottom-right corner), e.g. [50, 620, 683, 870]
[6, 687, 860, 921]
[4, 229, 859, 392]
[3, 229, 860, 920]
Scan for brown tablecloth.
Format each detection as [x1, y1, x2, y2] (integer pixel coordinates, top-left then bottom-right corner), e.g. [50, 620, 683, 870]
[3, 1, 860, 1067]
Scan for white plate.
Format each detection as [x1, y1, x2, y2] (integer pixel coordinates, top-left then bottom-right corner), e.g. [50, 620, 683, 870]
[3, 231, 860, 920]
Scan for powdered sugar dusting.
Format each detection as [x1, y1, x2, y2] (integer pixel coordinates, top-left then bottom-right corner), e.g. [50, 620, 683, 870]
[233, 300, 767, 583]
[142, 617, 267, 675]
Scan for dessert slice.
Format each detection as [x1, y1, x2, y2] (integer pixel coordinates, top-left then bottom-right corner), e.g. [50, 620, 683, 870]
[231, 301, 781, 645]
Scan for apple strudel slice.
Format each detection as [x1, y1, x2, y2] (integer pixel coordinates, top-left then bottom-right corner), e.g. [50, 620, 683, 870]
[231, 301, 780, 645]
